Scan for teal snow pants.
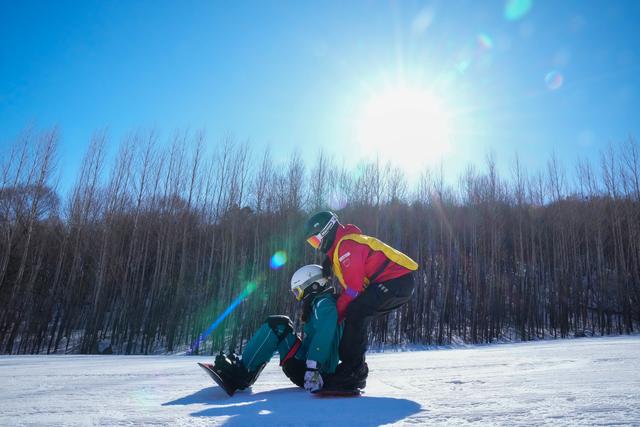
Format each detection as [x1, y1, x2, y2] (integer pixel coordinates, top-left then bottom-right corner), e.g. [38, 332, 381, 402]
[241, 315, 306, 387]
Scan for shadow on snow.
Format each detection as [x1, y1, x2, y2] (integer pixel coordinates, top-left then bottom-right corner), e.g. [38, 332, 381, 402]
[164, 386, 422, 426]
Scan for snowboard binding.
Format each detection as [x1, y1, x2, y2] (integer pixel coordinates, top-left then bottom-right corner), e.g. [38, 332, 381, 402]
[198, 351, 265, 396]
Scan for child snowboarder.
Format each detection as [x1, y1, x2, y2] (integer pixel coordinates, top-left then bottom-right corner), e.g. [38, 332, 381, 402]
[204, 264, 342, 396]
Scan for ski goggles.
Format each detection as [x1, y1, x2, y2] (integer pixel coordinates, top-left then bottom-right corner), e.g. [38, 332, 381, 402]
[306, 235, 322, 249]
[292, 286, 305, 301]
[305, 216, 338, 250]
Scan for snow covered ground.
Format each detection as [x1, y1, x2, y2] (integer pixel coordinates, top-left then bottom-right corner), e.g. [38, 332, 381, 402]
[1, 335, 639, 426]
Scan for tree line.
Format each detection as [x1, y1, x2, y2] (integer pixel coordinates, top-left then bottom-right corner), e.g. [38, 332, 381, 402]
[0, 127, 638, 354]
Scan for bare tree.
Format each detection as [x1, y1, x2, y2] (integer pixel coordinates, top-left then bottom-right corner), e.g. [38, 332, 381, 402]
[2, 130, 639, 355]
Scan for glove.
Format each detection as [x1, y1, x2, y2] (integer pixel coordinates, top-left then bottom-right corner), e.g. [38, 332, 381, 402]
[304, 360, 323, 393]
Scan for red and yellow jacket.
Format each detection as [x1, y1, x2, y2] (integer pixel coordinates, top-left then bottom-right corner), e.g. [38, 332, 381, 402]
[326, 224, 418, 321]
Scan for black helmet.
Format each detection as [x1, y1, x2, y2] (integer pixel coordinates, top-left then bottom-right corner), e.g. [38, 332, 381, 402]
[303, 211, 340, 253]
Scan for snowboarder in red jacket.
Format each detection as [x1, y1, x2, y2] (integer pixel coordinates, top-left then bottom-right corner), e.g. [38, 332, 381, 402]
[303, 211, 418, 390]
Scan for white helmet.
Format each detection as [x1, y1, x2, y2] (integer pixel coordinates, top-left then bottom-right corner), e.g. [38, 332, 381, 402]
[290, 264, 329, 301]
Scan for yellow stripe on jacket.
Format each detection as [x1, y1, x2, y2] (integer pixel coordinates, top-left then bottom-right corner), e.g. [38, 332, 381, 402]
[332, 233, 418, 289]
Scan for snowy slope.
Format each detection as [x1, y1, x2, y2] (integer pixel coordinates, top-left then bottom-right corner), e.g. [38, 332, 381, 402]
[1, 336, 639, 426]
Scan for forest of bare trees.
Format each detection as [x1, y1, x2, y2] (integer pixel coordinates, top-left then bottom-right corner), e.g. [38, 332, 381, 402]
[1, 128, 639, 355]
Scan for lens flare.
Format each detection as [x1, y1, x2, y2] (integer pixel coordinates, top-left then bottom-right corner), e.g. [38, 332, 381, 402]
[411, 5, 435, 35]
[244, 281, 258, 295]
[188, 281, 259, 354]
[504, 0, 532, 21]
[545, 71, 564, 90]
[456, 59, 471, 75]
[477, 33, 494, 51]
[270, 251, 287, 269]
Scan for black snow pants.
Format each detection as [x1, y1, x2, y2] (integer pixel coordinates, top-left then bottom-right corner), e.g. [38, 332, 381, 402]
[338, 272, 415, 377]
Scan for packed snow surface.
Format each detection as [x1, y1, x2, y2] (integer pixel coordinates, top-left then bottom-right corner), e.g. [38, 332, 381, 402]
[1, 336, 639, 426]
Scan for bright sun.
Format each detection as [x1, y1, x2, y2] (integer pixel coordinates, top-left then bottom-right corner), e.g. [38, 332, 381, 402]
[354, 86, 452, 173]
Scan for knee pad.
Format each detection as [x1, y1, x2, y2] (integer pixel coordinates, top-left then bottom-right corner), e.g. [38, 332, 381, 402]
[265, 315, 294, 343]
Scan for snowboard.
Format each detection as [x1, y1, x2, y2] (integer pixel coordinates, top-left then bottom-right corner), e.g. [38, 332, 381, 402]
[313, 387, 362, 397]
[197, 362, 236, 397]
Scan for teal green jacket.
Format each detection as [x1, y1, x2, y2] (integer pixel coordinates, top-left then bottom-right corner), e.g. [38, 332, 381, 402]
[297, 293, 343, 374]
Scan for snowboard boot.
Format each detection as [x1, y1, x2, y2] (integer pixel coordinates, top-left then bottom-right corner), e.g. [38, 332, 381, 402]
[324, 362, 368, 391]
[213, 351, 266, 392]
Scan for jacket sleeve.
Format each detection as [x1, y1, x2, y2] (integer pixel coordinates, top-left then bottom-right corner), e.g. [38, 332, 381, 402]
[336, 240, 367, 321]
[306, 297, 338, 367]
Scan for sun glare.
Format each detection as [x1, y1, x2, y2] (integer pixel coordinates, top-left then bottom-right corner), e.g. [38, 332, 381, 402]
[354, 86, 452, 173]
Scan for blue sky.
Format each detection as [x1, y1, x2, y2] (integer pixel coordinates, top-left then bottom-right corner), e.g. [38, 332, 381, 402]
[1, 1, 640, 191]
